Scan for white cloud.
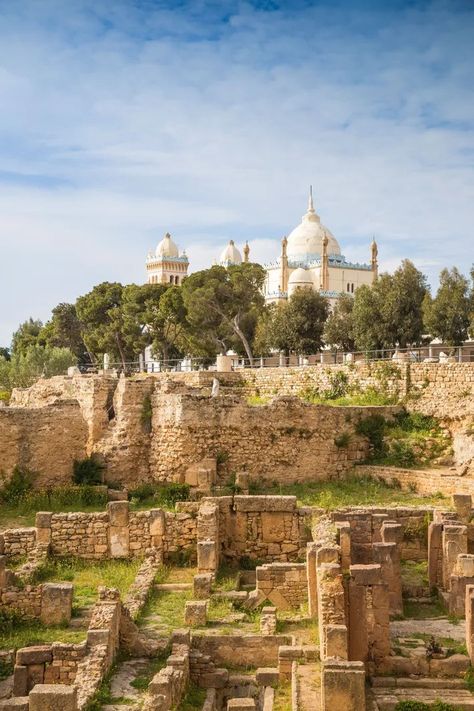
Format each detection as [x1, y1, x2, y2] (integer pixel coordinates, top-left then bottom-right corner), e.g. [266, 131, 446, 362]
[0, 0, 473, 343]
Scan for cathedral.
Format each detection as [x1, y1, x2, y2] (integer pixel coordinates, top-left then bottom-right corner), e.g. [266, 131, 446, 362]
[145, 189, 378, 304]
[263, 188, 377, 304]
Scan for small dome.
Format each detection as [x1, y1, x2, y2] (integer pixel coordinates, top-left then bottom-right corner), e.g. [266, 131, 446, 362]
[287, 189, 340, 259]
[288, 267, 313, 285]
[220, 240, 242, 266]
[156, 232, 179, 258]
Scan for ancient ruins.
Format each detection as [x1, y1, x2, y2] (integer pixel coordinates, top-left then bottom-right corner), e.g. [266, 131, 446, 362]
[1, 362, 474, 710]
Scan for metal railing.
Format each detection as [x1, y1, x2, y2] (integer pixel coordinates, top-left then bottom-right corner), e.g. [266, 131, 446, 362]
[76, 344, 474, 376]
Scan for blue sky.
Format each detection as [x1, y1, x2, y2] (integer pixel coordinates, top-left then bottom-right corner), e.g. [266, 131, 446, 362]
[0, 0, 473, 345]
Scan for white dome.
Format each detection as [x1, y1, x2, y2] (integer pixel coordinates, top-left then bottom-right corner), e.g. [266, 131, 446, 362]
[287, 191, 340, 259]
[156, 232, 179, 258]
[220, 240, 242, 266]
[288, 267, 313, 286]
[288, 267, 314, 297]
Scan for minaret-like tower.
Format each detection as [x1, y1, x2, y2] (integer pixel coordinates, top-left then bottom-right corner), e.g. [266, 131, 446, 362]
[371, 237, 378, 283]
[320, 233, 329, 290]
[243, 241, 250, 263]
[280, 236, 289, 294]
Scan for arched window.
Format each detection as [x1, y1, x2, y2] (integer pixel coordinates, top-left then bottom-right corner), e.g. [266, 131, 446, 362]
[169, 275, 173, 283]
[351, 283, 354, 293]
[346, 283, 350, 292]
[175, 276, 179, 285]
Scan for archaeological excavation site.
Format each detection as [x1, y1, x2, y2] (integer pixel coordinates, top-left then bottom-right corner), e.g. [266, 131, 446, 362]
[1, 362, 474, 711]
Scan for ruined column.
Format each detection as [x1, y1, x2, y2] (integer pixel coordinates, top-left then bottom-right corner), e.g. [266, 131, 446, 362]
[442, 525, 468, 590]
[108, 501, 130, 558]
[348, 564, 390, 668]
[306, 542, 318, 618]
[40, 583, 73, 625]
[321, 660, 365, 711]
[35, 512, 52, 546]
[29, 685, 77, 711]
[453, 494, 472, 524]
[449, 554, 474, 617]
[373, 542, 402, 616]
[316, 561, 347, 661]
[149, 508, 165, 560]
[428, 522, 444, 590]
[335, 521, 351, 571]
[466, 585, 474, 663]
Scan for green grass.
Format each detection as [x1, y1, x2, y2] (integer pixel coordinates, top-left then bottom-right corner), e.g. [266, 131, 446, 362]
[30, 557, 142, 610]
[176, 683, 207, 711]
[402, 595, 447, 619]
[273, 680, 293, 711]
[405, 633, 467, 656]
[214, 563, 240, 592]
[138, 588, 193, 631]
[0, 616, 85, 652]
[401, 560, 429, 588]
[252, 474, 448, 510]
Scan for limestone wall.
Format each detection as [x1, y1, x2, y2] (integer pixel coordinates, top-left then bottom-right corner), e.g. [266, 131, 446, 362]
[358, 464, 474, 498]
[2, 528, 36, 558]
[149, 387, 387, 484]
[191, 634, 292, 668]
[0, 401, 88, 488]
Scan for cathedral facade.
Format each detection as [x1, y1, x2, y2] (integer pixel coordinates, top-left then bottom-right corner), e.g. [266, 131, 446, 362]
[263, 188, 378, 304]
[145, 190, 378, 304]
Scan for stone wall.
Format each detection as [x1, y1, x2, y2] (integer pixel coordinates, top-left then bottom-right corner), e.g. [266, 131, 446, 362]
[0, 401, 88, 489]
[191, 634, 292, 668]
[359, 464, 474, 498]
[149, 386, 387, 484]
[251, 563, 307, 610]
[2, 503, 197, 563]
[3, 363, 473, 490]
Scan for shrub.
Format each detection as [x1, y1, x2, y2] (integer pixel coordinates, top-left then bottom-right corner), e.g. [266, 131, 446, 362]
[334, 432, 351, 448]
[326, 370, 350, 399]
[0, 467, 35, 503]
[355, 414, 386, 454]
[129, 482, 157, 502]
[393, 411, 438, 433]
[157, 482, 190, 507]
[73, 455, 105, 486]
[387, 440, 417, 467]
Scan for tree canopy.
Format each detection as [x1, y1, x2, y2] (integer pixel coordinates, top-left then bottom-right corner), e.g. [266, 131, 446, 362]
[423, 267, 472, 347]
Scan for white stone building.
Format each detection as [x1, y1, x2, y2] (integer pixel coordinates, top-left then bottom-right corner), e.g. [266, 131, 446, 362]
[146, 232, 189, 285]
[263, 188, 378, 304]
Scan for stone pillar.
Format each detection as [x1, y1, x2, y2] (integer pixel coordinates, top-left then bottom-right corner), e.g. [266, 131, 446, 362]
[449, 554, 474, 616]
[442, 525, 468, 590]
[260, 606, 277, 635]
[29, 685, 77, 711]
[317, 562, 346, 662]
[321, 660, 365, 711]
[466, 585, 474, 663]
[428, 522, 444, 590]
[184, 600, 207, 626]
[40, 583, 73, 625]
[306, 543, 318, 619]
[453, 494, 472, 524]
[35, 513, 52, 546]
[193, 573, 212, 599]
[348, 564, 390, 667]
[149, 509, 165, 553]
[216, 355, 232, 372]
[372, 513, 389, 544]
[373, 542, 402, 616]
[326, 624, 348, 660]
[108, 501, 130, 558]
[197, 540, 218, 574]
[335, 522, 351, 571]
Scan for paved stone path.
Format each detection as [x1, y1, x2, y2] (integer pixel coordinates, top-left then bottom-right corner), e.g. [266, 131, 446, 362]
[390, 617, 466, 642]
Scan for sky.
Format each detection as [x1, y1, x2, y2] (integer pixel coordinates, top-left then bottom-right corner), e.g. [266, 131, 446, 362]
[0, 0, 473, 345]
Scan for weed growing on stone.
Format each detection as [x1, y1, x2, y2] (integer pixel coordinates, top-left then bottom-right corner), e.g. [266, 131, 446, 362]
[176, 683, 206, 710]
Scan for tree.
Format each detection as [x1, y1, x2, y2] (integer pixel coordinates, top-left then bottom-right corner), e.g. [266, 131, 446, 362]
[352, 284, 385, 352]
[0, 347, 10, 361]
[76, 282, 132, 368]
[352, 260, 428, 352]
[382, 260, 428, 347]
[181, 263, 266, 364]
[323, 293, 355, 351]
[256, 289, 329, 355]
[121, 283, 189, 362]
[0, 345, 76, 392]
[41, 303, 90, 364]
[424, 267, 471, 347]
[11, 318, 44, 356]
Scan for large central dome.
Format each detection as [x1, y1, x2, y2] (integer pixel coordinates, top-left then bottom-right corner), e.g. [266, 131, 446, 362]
[286, 189, 341, 259]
